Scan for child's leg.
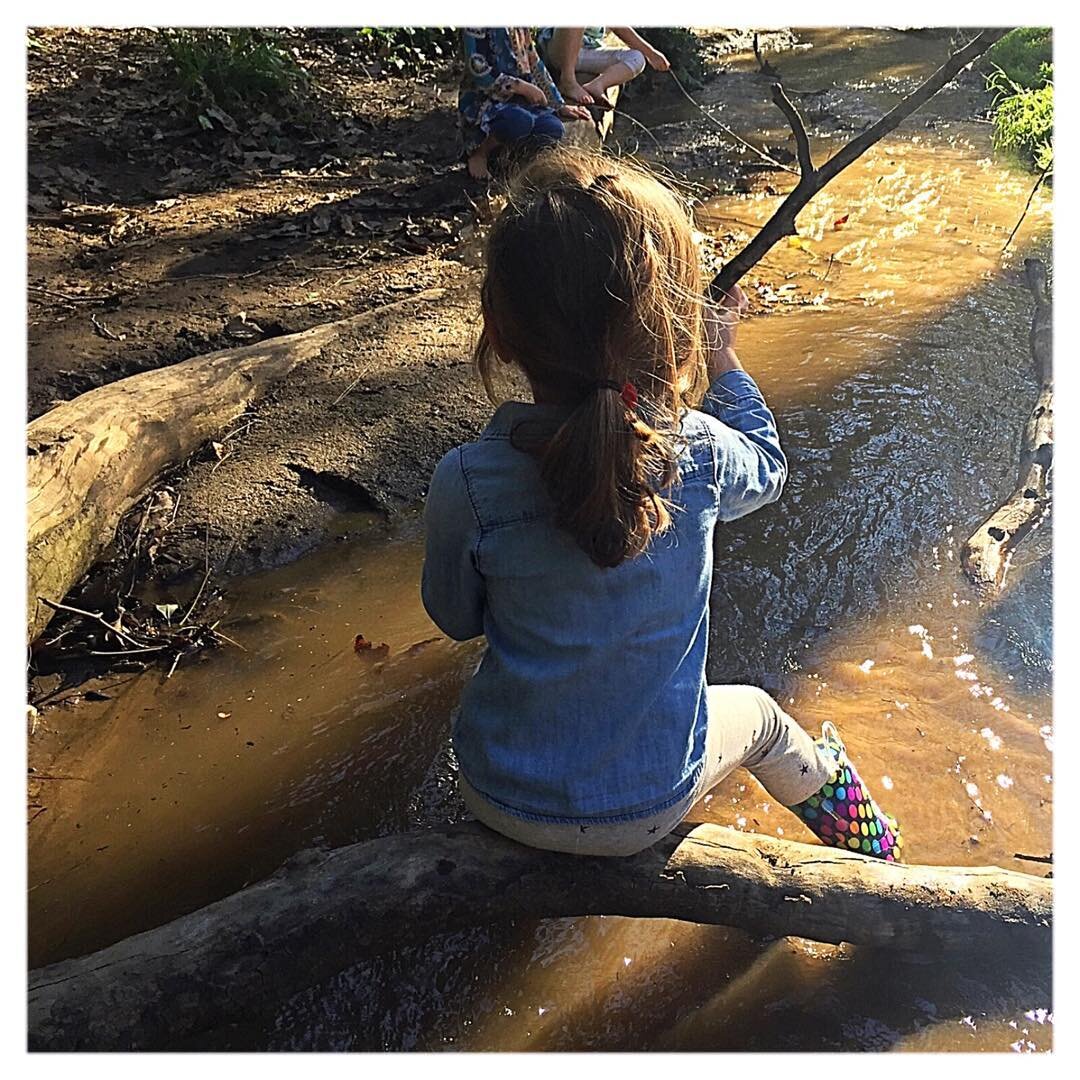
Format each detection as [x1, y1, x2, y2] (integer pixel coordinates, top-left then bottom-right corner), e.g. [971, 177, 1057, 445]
[545, 28, 593, 105]
[703, 685, 831, 806]
[528, 109, 565, 146]
[469, 105, 560, 179]
[576, 47, 647, 101]
[702, 685, 903, 861]
[466, 132, 499, 180]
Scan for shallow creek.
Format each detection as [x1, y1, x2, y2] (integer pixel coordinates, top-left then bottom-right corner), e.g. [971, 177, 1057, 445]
[29, 29, 1052, 1051]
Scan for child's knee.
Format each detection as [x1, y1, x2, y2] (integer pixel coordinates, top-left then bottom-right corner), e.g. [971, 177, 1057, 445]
[489, 105, 535, 144]
[532, 112, 565, 144]
[624, 49, 646, 76]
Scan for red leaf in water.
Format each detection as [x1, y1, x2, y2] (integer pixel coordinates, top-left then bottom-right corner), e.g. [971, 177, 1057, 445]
[832, 214, 850, 231]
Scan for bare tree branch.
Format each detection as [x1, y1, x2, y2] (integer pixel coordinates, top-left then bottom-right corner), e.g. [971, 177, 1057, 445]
[769, 81, 815, 175]
[711, 29, 1007, 297]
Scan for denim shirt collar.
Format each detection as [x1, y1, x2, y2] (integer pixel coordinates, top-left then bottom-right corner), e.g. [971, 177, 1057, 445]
[482, 399, 573, 440]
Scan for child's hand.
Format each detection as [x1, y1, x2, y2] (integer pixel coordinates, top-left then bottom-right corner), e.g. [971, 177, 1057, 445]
[645, 48, 670, 72]
[558, 104, 592, 122]
[704, 284, 749, 378]
[515, 79, 549, 106]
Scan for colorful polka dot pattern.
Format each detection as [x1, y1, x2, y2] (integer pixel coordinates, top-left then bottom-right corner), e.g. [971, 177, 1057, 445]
[789, 723, 903, 863]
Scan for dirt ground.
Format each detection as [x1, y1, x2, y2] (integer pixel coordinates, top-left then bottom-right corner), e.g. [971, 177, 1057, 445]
[26, 28, 733, 657]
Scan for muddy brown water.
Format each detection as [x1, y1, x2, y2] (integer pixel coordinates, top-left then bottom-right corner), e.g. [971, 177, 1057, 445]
[29, 30, 1052, 1051]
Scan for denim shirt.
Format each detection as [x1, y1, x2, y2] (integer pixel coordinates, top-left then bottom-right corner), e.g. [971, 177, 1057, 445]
[421, 370, 787, 823]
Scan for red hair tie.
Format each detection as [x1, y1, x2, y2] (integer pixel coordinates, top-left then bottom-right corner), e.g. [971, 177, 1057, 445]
[595, 380, 639, 410]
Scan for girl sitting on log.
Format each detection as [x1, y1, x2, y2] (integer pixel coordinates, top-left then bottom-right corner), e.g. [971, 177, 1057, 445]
[422, 150, 903, 861]
[458, 28, 591, 180]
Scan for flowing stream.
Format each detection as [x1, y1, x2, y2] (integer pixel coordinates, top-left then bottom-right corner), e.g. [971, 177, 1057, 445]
[28, 29, 1052, 1051]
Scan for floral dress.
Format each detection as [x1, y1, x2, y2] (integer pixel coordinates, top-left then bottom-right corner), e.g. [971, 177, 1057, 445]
[458, 28, 564, 154]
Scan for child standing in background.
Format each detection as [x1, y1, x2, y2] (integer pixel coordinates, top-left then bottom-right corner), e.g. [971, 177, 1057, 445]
[536, 27, 670, 107]
[459, 28, 591, 180]
[422, 149, 903, 861]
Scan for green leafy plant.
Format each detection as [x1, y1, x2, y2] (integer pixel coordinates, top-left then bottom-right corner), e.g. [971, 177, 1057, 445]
[988, 64, 1053, 174]
[352, 27, 456, 76]
[983, 27, 1052, 90]
[160, 28, 310, 127]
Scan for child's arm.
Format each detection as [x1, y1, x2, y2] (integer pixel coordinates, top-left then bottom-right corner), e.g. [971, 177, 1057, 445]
[609, 27, 670, 71]
[699, 287, 788, 521]
[421, 448, 486, 641]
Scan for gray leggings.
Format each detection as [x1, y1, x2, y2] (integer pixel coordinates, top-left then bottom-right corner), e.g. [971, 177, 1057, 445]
[460, 685, 832, 857]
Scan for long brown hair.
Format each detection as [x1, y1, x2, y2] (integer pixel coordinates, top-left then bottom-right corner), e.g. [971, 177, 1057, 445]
[475, 148, 709, 568]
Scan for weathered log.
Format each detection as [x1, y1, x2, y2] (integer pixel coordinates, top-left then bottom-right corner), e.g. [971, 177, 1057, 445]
[711, 29, 1007, 297]
[561, 84, 619, 150]
[26, 290, 446, 644]
[963, 258, 1052, 591]
[28, 821, 1051, 1050]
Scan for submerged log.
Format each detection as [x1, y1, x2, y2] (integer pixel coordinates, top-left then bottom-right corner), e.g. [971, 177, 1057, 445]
[962, 259, 1052, 591]
[26, 290, 446, 644]
[28, 821, 1051, 1050]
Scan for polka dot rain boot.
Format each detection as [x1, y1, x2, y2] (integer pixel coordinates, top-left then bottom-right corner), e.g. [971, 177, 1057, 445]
[788, 721, 904, 862]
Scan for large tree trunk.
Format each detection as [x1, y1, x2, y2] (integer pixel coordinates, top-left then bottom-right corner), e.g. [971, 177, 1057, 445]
[26, 290, 445, 644]
[28, 821, 1051, 1050]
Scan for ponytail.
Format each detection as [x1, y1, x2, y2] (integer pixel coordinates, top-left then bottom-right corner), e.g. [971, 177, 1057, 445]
[514, 384, 677, 568]
[478, 148, 707, 568]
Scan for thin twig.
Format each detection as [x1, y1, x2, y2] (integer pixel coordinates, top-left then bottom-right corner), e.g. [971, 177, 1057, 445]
[87, 645, 169, 656]
[37, 598, 152, 651]
[1002, 161, 1051, 256]
[753, 32, 779, 77]
[90, 313, 125, 341]
[769, 82, 815, 176]
[666, 70, 799, 175]
[180, 527, 213, 628]
[208, 626, 246, 651]
[611, 107, 664, 153]
[28, 285, 116, 304]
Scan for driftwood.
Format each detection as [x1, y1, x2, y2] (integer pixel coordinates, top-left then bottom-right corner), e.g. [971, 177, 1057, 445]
[710, 29, 1006, 297]
[26, 290, 445, 644]
[962, 259, 1052, 591]
[28, 820, 1051, 1050]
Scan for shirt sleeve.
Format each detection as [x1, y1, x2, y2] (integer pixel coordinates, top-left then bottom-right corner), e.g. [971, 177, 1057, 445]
[699, 370, 788, 522]
[461, 29, 517, 101]
[421, 448, 486, 641]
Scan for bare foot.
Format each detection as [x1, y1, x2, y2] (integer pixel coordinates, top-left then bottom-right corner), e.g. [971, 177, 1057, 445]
[466, 149, 491, 181]
[559, 78, 595, 106]
[580, 78, 614, 109]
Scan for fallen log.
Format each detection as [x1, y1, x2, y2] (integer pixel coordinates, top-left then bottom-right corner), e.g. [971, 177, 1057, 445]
[962, 259, 1052, 591]
[710, 28, 1006, 296]
[28, 821, 1051, 1050]
[26, 290, 446, 644]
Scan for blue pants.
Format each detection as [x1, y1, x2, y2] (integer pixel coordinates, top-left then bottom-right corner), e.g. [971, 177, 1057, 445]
[488, 105, 564, 147]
